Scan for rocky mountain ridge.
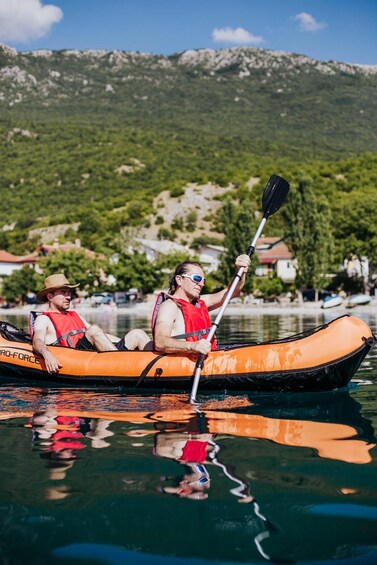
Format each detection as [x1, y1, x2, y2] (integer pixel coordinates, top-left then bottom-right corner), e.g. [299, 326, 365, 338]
[1, 43, 376, 109]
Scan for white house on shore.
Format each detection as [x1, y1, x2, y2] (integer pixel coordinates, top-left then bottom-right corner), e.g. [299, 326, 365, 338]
[133, 239, 225, 273]
[0, 236, 297, 287]
[195, 238, 296, 281]
[132, 238, 193, 262]
[343, 255, 369, 280]
[131, 237, 296, 282]
[0, 250, 35, 277]
[197, 244, 225, 272]
[255, 237, 296, 283]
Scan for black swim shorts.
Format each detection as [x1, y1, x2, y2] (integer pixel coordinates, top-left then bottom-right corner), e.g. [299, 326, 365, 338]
[75, 336, 128, 351]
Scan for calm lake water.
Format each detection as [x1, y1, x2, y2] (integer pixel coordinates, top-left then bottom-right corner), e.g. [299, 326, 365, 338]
[0, 309, 376, 564]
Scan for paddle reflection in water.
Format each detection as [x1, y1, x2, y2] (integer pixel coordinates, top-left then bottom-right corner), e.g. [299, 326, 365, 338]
[144, 409, 275, 560]
[138, 411, 254, 503]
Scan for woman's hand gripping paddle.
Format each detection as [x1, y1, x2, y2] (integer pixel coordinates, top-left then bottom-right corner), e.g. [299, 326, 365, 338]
[189, 175, 290, 404]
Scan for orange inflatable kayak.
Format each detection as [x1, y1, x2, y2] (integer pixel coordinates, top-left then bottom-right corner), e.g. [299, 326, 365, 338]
[0, 315, 374, 392]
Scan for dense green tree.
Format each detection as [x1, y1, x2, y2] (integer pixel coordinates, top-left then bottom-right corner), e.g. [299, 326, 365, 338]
[333, 186, 377, 272]
[217, 197, 257, 293]
[0, 231, 8, 249]
[37, 249, 106, 294]
[185, 210, 198, 232]
[282, 177, 334, 300]
[77, 211, 105, 250]
[110, 252, 161, 295]
[155, 251, 192, 273]
[2, 265, 41, 304]
[253, 274, 284, 299]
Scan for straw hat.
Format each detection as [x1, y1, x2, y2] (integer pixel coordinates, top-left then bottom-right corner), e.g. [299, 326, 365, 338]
[36, 273, 79, 302]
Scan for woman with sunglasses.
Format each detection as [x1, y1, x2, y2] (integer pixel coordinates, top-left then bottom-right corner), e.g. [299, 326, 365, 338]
[151, 254, 250, 354]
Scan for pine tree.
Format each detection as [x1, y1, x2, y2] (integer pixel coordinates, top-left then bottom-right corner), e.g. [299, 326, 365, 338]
[283, 177, 334, 300]
[218, 197, 256, 293]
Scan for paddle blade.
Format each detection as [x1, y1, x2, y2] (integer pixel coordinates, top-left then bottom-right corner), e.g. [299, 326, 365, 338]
[262, 175, 290, 219]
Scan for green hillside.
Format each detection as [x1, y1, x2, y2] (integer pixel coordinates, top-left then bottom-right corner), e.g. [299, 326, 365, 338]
[0, 44, 376, 265]
[1, 45, 377, 157]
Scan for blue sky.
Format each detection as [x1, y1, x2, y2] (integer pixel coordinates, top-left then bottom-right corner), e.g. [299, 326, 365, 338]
[0, 0, 376, 65]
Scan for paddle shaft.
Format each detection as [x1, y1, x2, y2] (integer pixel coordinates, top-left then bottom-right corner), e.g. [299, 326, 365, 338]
[189, 217, 267, 403]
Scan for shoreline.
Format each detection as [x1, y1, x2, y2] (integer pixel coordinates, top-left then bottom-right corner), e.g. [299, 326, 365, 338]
[1, 298, 376, 318]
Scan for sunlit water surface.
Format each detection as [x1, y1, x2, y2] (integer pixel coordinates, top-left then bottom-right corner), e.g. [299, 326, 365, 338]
[0, 309, 376, 564]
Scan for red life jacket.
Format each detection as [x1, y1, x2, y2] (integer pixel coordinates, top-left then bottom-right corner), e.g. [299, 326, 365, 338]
[181, 440, 209, 463]
[39, 311, 87, 348]
[151, 292, 217, 350]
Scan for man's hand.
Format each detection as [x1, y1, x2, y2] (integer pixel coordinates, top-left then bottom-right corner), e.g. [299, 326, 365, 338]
[32, 317, 63, 373]
[42, 349, 62, 374]
[235, 254, 251, 272]
[189, 339, 211, 355]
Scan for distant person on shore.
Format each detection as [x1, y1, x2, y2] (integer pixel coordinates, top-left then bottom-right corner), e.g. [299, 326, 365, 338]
[151, 255, 250, 354]
[32, 274, 150, 373]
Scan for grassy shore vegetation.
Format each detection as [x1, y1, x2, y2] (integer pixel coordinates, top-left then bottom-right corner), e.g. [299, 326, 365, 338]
[0, 46, 376, 301]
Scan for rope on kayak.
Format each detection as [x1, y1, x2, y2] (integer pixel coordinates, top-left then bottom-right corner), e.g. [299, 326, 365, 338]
[134, 354, 166, 387]
[365, 335, 377, 347]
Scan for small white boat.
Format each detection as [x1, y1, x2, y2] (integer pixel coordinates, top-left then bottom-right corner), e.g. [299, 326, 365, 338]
[321, 294, 344, 309]
[346, 294, 372, 308]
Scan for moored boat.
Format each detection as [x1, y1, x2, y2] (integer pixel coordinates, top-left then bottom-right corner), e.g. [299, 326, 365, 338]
[346, 293, 372, 308]
[0, 315, 374, 393]
[321, 294, 344, 309]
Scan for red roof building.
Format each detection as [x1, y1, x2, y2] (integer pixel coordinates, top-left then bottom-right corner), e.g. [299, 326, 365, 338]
[0, 239, 96, 278]
[0, 250, 36, 277]
[255, 237, 296, 282]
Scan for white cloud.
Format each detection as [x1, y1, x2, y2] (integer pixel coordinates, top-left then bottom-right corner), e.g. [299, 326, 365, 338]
[212, 27, 264, 46]
[293, 12, 327, 32]
[0, 0, 63, 43]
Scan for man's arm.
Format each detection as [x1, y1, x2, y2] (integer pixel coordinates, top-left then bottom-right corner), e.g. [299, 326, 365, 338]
[154, 300, 211, 354]
[32, 317, 62, 374]
[203, 254, 251, 311]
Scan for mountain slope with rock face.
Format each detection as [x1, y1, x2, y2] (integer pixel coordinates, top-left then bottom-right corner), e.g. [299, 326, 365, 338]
[0, 44, 376, 254]
[1, 44, 376, 157]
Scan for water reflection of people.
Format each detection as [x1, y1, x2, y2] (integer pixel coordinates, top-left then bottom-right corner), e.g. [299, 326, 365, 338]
[154, 432, 214, 500]
[137, 414, 254, 502]
[29, 408, 114, 500]
[128, 415, 266, 555]
[124, 390, 376, 509]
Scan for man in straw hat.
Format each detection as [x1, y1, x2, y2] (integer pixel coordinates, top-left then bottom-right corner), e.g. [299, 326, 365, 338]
[32, 273, 150, 373]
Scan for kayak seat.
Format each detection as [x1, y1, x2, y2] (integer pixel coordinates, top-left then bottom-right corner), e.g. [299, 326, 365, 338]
[0, 321, 32, 344]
